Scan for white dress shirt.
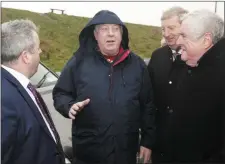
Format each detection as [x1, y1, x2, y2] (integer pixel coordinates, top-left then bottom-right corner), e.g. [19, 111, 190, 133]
[171, 49, 182, 61]
[2, 65, 56, 143]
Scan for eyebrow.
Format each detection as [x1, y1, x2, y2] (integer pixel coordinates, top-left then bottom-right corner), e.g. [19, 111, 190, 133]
[162, 25, 175, 29]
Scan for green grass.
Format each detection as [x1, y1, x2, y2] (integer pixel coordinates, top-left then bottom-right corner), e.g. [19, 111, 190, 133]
[1, 8, 161, 71]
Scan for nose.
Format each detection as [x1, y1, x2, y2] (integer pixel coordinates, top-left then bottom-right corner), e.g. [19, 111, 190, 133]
[163, 29, 170, 38]
[176, 35, 182, 45]
[108, 28, 114, 36]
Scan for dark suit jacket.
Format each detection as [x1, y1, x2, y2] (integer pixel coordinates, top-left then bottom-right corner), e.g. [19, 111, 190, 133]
[148, 40, 225, 162]
[148, 46, 187, 114]
[1, 67, 65, 164]
[147, 46, 188, 162]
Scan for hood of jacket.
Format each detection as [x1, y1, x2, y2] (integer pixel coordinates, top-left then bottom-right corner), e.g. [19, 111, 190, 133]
[78, 10, 129, 50]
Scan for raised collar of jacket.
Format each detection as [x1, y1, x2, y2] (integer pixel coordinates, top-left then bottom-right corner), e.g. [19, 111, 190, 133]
[2, 65, 30, 89]
[197, 37, 225, 66]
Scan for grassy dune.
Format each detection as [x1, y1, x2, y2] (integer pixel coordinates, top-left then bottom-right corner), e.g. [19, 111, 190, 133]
[1, 8, 161, 71]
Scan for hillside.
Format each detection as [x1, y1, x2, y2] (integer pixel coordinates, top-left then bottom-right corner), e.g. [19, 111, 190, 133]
[1, 8, 161, 71]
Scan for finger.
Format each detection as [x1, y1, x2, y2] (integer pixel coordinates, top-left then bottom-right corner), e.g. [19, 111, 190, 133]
[139, 148, 144, 159]
[76, 103, 84, 110]
[69, 112, 75, 120]
[69, 109, 77, 116]
[80, 98, 90, 107]
[76, 99, 90, 109]
[143, 151, 150, 164]
[71, 104, 79, 111]
[83, 98, 90, 105]
[143, 154, 149, 164]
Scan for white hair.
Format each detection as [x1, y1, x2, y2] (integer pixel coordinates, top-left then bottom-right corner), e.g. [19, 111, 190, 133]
[182, 9, 224, 44]
[161, 37, 166, 47]
[161, 6, 188, 23]
[1, 19, 39, 64]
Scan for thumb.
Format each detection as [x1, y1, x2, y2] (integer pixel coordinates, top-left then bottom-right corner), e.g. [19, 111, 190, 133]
[79, 98, 90, 107]
[82, 98, 90, 106]
[76, 98, 90, 109]
[139, 147, 144, 159]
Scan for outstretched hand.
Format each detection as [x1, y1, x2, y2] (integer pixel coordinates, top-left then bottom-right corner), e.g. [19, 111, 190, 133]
[68, 99, 90, 119]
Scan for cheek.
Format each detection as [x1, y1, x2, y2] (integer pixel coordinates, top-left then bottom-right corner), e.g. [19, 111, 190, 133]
[116, 34, 122, 43]
[185, 42, 198, 58]
[34, 54, 40, 62]
[99, 37, 106, 45]
[181, 50, 188, 61]
[171, 31, 177, 36]
[97, 39, 106, 49]
[37, 54, 40, 61]
[96, 34, 105, 45]
[172, 32, 180, 40]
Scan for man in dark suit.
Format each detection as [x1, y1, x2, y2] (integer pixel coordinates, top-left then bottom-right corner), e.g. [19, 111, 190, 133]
[1, 19, 65, 164]
[147, 7, 188, 162]
[174, 10, 225, 162]
[148, 7, 225, 163]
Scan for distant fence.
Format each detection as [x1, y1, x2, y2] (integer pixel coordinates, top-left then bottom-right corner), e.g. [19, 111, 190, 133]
[50, 8, 65, 15]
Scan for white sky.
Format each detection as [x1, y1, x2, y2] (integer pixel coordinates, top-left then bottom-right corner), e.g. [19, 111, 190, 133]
[1, 1, 224, 26]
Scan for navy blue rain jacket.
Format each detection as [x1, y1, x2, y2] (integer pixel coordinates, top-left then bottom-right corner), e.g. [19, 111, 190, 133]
[53, 10, 156, 163]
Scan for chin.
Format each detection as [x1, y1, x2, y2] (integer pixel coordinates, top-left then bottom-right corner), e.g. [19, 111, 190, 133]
[108, 52, 117, 56]
[29, 72, 35, 79]
[168, 43, 176, 47]
[106, 49, 119, 55]
[30, 68, 38, 78]
[186, 62, 198, 67]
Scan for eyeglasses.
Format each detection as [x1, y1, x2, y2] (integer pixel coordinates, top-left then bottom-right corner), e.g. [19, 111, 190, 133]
[98, 26, 121, 33]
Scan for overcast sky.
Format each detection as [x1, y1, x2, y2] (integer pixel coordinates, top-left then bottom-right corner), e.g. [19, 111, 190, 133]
[2, 1, 224, 26]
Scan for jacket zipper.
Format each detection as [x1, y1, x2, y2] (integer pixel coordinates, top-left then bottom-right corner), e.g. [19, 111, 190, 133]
[107, 50, 129, 102]
[108, 65, 113, 102]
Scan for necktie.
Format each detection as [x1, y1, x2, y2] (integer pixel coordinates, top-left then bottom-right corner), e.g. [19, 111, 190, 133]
[27, 83, 65, 160]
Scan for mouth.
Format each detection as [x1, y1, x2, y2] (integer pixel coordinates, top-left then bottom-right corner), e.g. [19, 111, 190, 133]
[180, 46, 186, 52]
[106, 40, 115, 43]
[165, 37, 174, 41]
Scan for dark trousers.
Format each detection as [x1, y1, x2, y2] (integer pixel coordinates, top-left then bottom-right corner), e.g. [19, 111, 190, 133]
[152, 151, 173, 163]
[152, 151, 224, 164]
[73, 152, 115, 164]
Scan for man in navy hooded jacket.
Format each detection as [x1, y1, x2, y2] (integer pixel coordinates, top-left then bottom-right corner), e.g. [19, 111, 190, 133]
[53, 10, 156, 164]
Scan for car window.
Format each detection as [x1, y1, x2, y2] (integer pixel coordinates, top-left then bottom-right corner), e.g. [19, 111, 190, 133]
[30, 63, 58, 88]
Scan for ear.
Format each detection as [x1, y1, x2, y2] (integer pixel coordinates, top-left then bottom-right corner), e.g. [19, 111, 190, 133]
[203, 32, 213, 49]
[20, 51, 32, 64]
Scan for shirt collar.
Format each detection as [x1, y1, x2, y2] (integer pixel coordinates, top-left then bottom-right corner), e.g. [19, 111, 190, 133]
[171, 49, 182, 55]
[171, 49, 176, 54]
[2, 65, 30, 89]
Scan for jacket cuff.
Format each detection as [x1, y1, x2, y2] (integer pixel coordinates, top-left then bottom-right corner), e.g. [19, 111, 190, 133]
[140, 132, 155, 150]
